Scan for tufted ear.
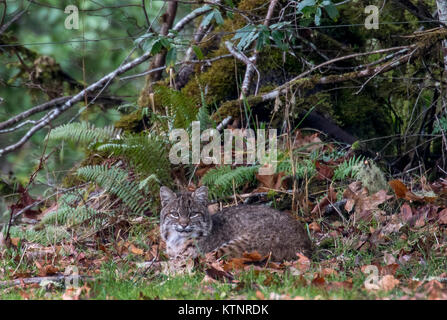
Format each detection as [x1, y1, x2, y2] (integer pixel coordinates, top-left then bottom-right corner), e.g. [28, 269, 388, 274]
[160, 186, 176, 207]
[193, 186, 208, 204]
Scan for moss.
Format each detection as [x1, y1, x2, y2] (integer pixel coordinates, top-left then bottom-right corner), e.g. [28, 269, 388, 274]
[357, 161, 388, 195]
[211, 95, 264, 122]
[181, 0, 270, 107]
[114, 109, 145, 132]
[258, 47, 302, 75]
[333, 87, 393, 141]
[182, 54, 242, 106]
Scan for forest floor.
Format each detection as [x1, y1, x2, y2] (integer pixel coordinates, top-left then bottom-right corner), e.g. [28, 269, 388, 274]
[1, 132, 447, 300]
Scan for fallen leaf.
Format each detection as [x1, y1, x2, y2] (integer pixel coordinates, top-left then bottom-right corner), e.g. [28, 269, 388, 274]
[129, 244, 144, 256]
[311, 186, 337, 215]
[222, 251, 268, 271]
[389, 180, 435, 202]
[315, 161, 334, 181]
[255, 172, 286, 192]
[320, 268, 338, 277]
[308, 221, 321, 232]
[311, 275, 326, 287]
[256, 290, 265, 300]
[383, 253, 397, 265]
[293, 132, 323, 152]
[343, 182, 392, 220]
[378, 275, 399, 292]
[381, 263, 399, 276]
[438, 208, 447, 224]
[293, 253, 311, 272]
[400, 203, 413, 223]
[10, 237, 20, 247]
[205, 267, 234, 282]
[389, 180, 408, 199]
[327, 279, 353, 290]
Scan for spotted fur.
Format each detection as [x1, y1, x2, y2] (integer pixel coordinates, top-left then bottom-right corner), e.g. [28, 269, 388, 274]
[160, 186, 312, 261]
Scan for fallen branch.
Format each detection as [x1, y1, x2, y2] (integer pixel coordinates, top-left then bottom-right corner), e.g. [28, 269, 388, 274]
[0, 275, 94, 289]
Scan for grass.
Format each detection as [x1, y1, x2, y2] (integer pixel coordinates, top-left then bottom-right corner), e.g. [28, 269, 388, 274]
[2, 230, 447, 300]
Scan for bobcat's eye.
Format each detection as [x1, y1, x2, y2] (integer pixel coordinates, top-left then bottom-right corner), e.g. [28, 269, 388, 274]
[190, 213, 200, 219]
[168, 213, 178, 218]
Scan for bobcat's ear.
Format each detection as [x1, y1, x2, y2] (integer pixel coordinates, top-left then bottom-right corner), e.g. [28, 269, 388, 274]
[193, 186, 208, 204]
[160, 186, 176, 207]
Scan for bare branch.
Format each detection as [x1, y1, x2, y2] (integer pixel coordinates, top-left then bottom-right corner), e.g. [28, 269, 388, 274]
[239, 0, 278, 98]
[171, 4, 213, 34]
[0, 96, 70, 131]
[225, 41, 261, 95]
[120, 53, 234, 81]
[0, 8, 26, 35]
[0, 50, 154, 157]
[261, 45, 416, 101]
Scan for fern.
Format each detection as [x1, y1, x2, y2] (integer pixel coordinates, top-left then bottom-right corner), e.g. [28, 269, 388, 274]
[197, 90, 215, 130]
[47, 122, 120, 146]
[42, 192, 110, 228]
[433, 115, 447, 134]
[276, 156, 316, 180]
[8, 225, 70, 246]
[202, 165, 259, 199]
[76, 165, 150, 215]
[154, 85, 198, 129]
[97, 133, 172, 188]
[333, 155, 364, 180]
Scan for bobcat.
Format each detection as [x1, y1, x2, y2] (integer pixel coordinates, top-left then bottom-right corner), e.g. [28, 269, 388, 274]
[159, 186, 312, 261]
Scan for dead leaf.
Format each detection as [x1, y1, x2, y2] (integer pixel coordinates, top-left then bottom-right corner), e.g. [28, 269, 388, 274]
[315, 161, 334, 181]
[424, 280, 447, 300]
[343, 182, 392, 221]
[327, 279, 353, 290]
[255, 172, 286, 192]
[389, 180, 409, 199]
[311, 186, 337, 215]
[381, 264, 399, 276]
[383, 253, 397, 265]
[308, 221, 321, 232]
[293, 253, 311, 272]
[400, 203, 413, 223]
[222, 251, 268, 271]
[389, 180, 435, 202]
[293, 132, 323, 152]
[320, 268, 338, 277]
[256, 290, 265, 300]
[205, 266, 234, 282]
[311, 275, 326, 287]
[10, 237, 20, 247]
[378, 275, 399, 292]
[129, 244, 144, 256]
[438, 208, 447, 224]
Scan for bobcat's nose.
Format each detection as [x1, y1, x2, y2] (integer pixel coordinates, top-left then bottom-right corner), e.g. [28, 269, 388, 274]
[176, 225, 191, 233]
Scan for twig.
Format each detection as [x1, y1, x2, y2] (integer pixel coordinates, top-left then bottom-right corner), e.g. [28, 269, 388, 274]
[0, 8, 26, 35]
[0, 48, 155, 157]
[0, 275, 94, 289]
[225, 41, 261, 96]
[239, 0, 278, 98]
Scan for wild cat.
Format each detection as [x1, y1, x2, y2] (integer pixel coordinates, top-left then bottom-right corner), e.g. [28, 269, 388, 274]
[159, 186, 312, 261]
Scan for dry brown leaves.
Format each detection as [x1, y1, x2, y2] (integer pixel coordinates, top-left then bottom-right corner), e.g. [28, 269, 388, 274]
[311, 185, 337, 215]
[254, 172, 286, 192]
[343, 181, 392, 222]
[222, 251, 269, 272]
[389, 179, 437, 202]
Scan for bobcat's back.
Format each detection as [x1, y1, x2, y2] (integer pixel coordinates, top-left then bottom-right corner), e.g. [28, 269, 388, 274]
[199, 205, 311, 260]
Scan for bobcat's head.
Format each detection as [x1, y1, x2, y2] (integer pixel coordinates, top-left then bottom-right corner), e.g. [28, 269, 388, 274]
[159, 186, 212, 242]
